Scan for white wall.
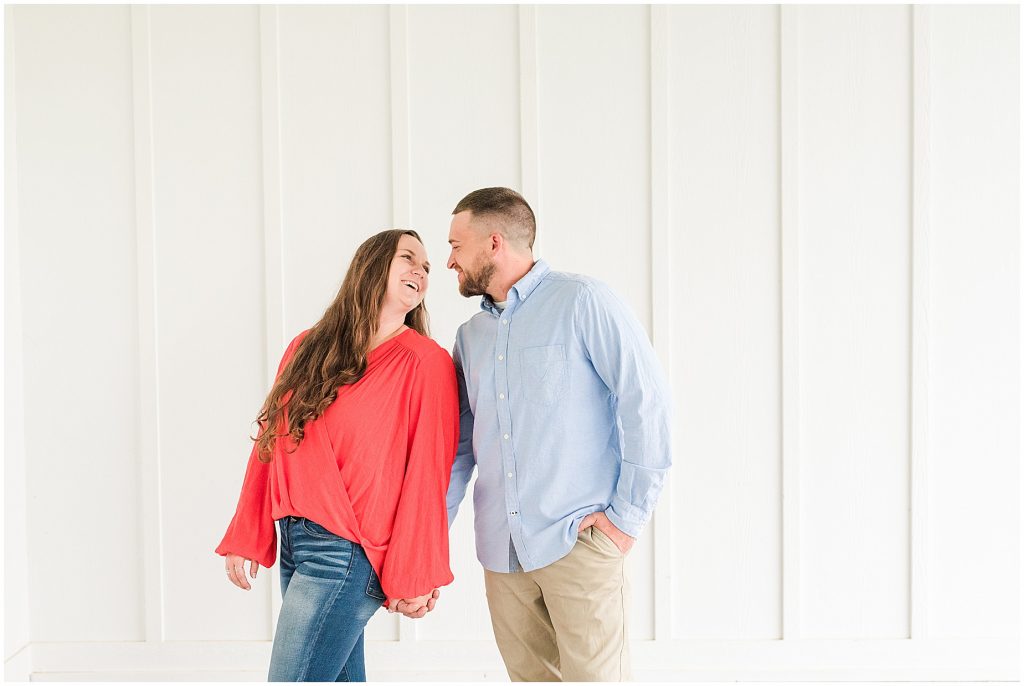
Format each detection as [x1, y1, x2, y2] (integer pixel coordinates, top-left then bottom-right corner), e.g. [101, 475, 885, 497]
[4, 7, 32, 680]
[4, 4, 1019, 681]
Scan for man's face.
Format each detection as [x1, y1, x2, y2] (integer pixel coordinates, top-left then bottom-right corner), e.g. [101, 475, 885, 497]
[447, 211, 496, 298]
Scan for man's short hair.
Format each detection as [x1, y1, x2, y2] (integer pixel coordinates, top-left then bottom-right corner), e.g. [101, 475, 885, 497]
[453, 187, 536, 250]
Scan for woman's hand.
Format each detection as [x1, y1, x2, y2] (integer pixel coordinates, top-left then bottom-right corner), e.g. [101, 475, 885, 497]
[225, 553, 260, 590]
[388, 589, 440, 618]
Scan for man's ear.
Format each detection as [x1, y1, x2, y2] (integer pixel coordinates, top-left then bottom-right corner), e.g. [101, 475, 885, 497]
[489, 232, 504, 255]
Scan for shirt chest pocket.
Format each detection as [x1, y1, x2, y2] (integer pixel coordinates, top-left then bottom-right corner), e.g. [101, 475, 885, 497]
[520, 345, 568, 406]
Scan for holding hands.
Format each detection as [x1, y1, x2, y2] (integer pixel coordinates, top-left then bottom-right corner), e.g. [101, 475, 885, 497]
[388, 588, 440, 618]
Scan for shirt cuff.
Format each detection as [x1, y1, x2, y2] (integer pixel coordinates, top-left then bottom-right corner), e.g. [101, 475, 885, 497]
[605, 497, 649, 539]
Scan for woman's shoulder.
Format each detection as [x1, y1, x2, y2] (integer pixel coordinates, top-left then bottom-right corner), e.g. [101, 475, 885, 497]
[399, 329, 453, 367]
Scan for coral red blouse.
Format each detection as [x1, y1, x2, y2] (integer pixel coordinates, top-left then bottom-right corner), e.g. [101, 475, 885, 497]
[216, 328, 459, 600]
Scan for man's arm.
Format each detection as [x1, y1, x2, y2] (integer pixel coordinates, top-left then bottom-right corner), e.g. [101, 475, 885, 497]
[577, 281, 672, 541]
[446, 337, 477, 527]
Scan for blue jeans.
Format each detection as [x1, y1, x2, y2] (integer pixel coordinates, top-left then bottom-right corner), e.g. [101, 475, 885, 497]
[268, 516, 385, 682]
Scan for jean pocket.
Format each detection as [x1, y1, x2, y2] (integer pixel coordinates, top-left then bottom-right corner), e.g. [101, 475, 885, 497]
[291, 520, 354, 580]
[300, 518, 340, 540]
[521, 345, 568, 406]
[365, 570, 386, 602]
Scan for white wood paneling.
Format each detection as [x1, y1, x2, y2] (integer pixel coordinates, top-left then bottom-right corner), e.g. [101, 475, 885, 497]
[648, 3, 672, 643]
[668, 5, 782, 640]
[535, 6, 652, 328]
[12, 5, 143, 642]
[780, 4, 802, 641]
[798, 6, 913, 639]
[910, 4, 931, 641]
[928, 4, 1019, 639]
[406, 4, 519, 354]
[276, 6, 393, 337]
[6, 3, 1020, 680]
[518, 5, 540, 255]
[257, 5, 286, 632]
[145, 5, 268, 642]
[405, 4, 520, 642]
[4, 4, 32, 666]
[25, 637, 1020, 681]
[535, 5, 655, 640]
[130, 5, 165, 643]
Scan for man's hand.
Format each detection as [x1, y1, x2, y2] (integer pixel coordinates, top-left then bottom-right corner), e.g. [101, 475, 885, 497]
[578, 511, 635, 555]
[388, 588, 440, 618]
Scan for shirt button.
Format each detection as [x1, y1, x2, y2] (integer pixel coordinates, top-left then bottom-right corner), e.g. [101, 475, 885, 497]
[499, 393, 505, 399]
[501, 319, 508, 325]
[503, 433, 510, 440]
[507, 472, 513, 478]
[498, 354, 504, 361]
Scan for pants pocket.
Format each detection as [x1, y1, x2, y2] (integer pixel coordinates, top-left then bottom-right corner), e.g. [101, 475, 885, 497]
[589, 526, 624, 557]
[365, 569, 386, 602]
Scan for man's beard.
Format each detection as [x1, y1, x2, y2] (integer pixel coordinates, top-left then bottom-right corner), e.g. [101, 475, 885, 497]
[458, 258, 497, 298]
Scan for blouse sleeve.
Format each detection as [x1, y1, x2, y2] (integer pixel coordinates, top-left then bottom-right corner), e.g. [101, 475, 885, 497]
[214, 331, 307, 568]
[379, 347, 460, 599]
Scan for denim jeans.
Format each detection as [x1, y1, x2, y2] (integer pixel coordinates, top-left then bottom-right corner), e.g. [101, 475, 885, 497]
[268, 516, 385, 682]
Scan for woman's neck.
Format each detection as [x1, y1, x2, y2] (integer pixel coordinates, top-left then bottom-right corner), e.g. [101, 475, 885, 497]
[371, 312, 408, 349]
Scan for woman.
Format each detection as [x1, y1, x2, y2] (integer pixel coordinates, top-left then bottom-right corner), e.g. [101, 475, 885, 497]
[216, 229, 459, 681]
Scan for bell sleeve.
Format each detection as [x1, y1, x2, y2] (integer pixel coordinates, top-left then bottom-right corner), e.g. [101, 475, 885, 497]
[214, 331, 307, 568]
[379, 347, 460, 600]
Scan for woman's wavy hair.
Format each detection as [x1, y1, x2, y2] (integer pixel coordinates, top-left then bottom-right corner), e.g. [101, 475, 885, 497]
[254, 229, 429, 462]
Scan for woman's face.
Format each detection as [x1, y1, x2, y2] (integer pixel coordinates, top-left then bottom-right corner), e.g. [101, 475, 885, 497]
[383, 234, 430, 315]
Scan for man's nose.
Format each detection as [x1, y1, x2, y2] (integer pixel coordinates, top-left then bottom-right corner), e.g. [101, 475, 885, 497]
[447, 253, 457, 270]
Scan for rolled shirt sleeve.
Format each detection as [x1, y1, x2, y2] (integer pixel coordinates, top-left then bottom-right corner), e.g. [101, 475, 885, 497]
[576, 282, 672, 538]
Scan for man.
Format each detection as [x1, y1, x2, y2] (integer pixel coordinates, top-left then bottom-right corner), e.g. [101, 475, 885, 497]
[445, 187, 671, 681]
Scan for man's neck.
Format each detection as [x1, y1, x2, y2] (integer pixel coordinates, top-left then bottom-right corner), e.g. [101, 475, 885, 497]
[487, 258, 536, 303]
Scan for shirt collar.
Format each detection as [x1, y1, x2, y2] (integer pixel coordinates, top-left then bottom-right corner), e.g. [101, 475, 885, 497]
[480, 259, 551, 315]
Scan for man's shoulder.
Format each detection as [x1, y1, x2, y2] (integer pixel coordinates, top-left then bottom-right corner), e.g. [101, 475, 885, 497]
[542, 269, 606, 294]
[535, 269, 622, 309]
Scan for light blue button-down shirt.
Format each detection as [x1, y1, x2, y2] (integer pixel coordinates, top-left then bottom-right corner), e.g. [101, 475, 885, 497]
[446, 259, 672, 573]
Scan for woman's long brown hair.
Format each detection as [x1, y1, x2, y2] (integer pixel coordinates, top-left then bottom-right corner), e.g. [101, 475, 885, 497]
[254, 229, 429, 462]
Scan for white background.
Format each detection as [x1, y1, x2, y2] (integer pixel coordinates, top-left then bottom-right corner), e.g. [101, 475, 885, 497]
[4, 4, 1020, 682]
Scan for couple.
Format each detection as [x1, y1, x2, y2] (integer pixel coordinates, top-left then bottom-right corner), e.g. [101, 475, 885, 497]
[216, 188, 672, 682]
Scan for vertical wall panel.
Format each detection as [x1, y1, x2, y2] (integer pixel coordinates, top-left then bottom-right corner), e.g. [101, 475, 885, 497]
[536, 5, 654, 640]
[405, 4, 520, 641]
[406, 5, 520, 355]
[148, 6, 267, 641]
[12, 6, 142, 641]
[928, 4, 1019, 638]
[4, 5, 32, 663]
[668, 5, 782, 640]
[277, 7, 393, 338]
[536, 6, 652, 327]
[798, 6, 912, 638]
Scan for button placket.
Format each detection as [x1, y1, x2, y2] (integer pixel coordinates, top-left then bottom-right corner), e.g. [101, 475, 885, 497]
[493, 305, 523, 556]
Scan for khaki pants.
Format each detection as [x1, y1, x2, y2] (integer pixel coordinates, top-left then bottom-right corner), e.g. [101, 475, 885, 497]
[484, 526, 631, 682]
